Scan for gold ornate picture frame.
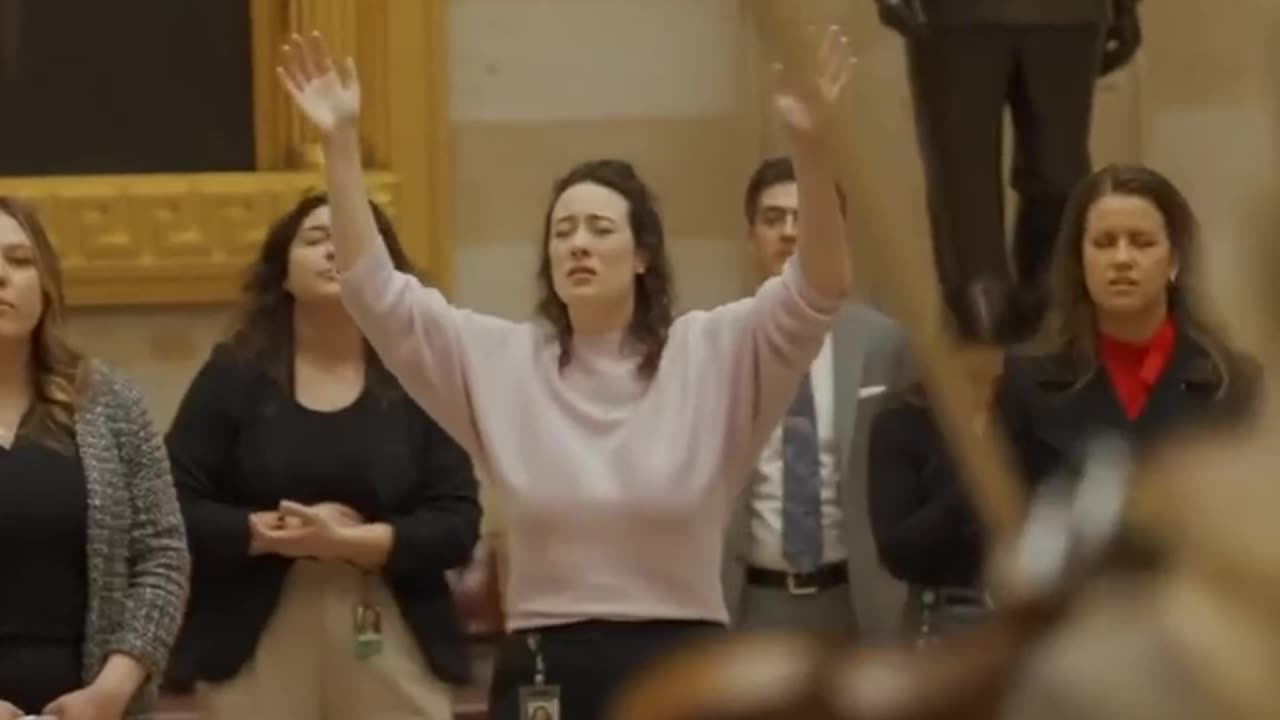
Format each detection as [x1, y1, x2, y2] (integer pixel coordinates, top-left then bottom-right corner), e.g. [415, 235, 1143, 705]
[0, 0, 450, 306]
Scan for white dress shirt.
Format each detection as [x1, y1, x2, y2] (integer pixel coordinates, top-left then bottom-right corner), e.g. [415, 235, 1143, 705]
[746, 332, 847, 570]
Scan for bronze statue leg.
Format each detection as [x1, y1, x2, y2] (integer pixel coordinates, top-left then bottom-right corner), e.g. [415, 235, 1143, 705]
[906, 26, 1019, 338]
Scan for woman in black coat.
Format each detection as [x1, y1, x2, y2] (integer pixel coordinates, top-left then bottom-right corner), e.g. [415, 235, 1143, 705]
[868, 340, 1004, 640]
[997, 164, 1260, 493]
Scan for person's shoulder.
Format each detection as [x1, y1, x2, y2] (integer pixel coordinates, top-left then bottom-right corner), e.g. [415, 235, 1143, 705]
[1219, 348, 1265, 419]
[76, 359, 155, 436]
[81, 358, 143, 406]
[188, 340, 274, 389]
[875, 384, 930, 423]
[868, 392, 933, 458]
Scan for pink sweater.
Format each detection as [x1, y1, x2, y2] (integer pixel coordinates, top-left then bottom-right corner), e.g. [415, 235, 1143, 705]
[342, 244, 840, 630]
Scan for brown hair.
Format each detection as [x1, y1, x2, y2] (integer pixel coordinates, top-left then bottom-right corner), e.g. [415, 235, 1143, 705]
[227, 192, 417, 391]
[0, 196, 87, 451]
[535, 159, 675, 378]
[743, 155, 847, 223]
[1036, 163, 1235, 393]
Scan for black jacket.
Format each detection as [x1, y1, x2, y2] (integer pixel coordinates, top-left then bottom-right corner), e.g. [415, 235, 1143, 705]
[164, 344, 480, 687]
[997, 329, 1261, 490]
[867, 390, 985, 588]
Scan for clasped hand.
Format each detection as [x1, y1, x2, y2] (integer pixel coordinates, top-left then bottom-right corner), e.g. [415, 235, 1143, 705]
[249, 501, 364, 561]
[0, 678, 132, 720]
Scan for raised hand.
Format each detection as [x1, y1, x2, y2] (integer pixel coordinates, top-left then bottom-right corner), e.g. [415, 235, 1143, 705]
[771, 24, 855, 142]
[0, 700, 23, 719]
[277, 31, 361, 135]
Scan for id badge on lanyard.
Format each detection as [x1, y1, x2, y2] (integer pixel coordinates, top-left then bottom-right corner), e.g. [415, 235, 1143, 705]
[518, 633, 561, 720]
[352, 573, 384, 659]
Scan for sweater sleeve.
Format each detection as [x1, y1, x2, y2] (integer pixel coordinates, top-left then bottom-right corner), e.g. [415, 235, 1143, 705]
[697, 258, 842, 462]
[340, 242, 513, 459]
[106, 371, 191, 685]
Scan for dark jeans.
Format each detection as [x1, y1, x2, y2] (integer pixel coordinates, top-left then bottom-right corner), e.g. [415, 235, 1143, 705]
[906, 23, 1103, 326]
[488, 620, 725, 720]
[0, 641, 83, 714]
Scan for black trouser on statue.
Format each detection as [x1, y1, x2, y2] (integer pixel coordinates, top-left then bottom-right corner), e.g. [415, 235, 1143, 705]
[905, 25, 1103, 340]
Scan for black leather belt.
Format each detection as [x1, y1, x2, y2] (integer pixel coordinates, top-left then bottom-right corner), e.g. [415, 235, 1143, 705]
[745, 563, 848, 595]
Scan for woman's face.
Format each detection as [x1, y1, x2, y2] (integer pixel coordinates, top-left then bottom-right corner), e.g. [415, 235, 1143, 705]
[283, 204, 342, 303]
[1081, 192, 1177, 323]
[546, 181, 645, 318]
[0, 211, 45, 343]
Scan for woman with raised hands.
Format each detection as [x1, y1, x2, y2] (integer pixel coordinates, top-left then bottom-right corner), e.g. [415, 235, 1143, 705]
[277, 27, 856, 720]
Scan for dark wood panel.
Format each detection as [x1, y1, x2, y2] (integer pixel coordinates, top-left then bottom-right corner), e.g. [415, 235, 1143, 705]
[0, 0, 255, 175]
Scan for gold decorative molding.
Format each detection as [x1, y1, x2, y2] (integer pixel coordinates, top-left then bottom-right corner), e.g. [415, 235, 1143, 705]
[0, 0, 450, 306]
[252, 0, 392, 170]
[385, 0, 452, 290]
[0, 171, 398, 306]
[250, 0, 291, 172]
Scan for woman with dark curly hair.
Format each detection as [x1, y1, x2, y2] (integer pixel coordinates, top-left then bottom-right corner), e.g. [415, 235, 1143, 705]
[0, 196, 188, 720]
[277, 26, 857, 719]
[164, 195, 479, 719]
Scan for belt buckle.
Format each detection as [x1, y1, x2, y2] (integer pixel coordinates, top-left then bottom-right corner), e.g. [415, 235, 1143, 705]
[786, 573, 819, 596]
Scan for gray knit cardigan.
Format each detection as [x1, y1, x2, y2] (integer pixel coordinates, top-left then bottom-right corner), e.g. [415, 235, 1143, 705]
[72, 361, 190, 718]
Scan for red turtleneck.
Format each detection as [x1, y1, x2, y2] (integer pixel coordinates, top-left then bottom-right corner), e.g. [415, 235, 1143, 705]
[1098, 317, 1176, 420]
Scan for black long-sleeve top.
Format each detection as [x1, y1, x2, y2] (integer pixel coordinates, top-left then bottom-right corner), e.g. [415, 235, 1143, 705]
[163, 343, 480, 687]
[867, 391, 984, 588]
[0, 437, 88, 709]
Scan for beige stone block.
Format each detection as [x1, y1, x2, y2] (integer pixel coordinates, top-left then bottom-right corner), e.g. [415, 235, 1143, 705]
[449, 0, 747, 122]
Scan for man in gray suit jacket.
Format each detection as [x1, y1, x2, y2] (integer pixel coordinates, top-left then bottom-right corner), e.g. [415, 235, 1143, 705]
[723, 157, 914, 638]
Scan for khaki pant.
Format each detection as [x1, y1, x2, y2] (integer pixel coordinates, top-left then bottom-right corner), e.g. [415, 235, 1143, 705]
[197, 560, 453, 720]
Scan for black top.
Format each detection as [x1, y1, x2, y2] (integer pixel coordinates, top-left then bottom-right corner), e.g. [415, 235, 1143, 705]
[0, 432, 89, 709]
[0, 435, 89, 642]
[229, 384, 383, 514]
[867, 393, 984, 588]
[164, 343, 480, 687]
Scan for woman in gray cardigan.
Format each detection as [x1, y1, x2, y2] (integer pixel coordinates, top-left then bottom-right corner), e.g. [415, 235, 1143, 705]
[0, 196, 189, 720]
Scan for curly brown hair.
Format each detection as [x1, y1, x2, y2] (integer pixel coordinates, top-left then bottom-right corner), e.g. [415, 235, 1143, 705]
[535, 159, 675, 378]
[0, 196, 87, 452]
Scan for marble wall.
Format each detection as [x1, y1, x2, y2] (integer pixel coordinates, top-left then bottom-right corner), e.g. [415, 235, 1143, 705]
[64, 0, 1280, 434]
